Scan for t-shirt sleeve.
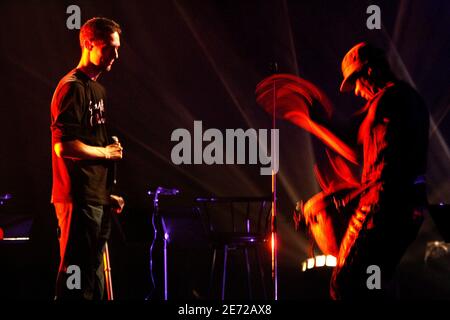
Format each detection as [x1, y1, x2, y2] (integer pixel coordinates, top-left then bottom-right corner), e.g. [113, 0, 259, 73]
[51, 82, 85, 143]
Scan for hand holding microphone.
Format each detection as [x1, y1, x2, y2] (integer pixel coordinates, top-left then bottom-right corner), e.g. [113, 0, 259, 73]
[109, 136, 123, 186]
[109, 136, 125, 214]
[105, 136, 123, 160]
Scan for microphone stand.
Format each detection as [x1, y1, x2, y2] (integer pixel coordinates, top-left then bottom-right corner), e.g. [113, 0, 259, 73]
[147, 187, 178, 301]
[270, 62, 279, 300]
[103, 136, 120, 301]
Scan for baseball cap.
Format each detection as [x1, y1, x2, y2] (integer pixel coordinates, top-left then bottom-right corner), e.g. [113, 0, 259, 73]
[340, 42, 385, 92]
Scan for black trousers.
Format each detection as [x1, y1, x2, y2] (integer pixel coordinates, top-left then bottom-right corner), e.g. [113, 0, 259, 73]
[54, 202, 112, 300]
[330, 206, 424, 300]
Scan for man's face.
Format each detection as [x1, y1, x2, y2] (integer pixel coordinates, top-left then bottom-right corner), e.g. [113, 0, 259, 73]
[354, 77, 375, 101]
[89, 31, 121, 71]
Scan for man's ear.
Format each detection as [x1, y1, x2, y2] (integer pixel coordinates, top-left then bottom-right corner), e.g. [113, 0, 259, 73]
[83, 39, 93, 51]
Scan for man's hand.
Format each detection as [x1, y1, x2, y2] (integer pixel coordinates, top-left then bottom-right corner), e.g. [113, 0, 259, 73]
[110, 194, 125, 214]
[105, 142, 123, 160]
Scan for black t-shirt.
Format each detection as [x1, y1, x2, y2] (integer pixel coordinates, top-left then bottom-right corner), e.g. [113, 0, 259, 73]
[50, 69, 112, 205]
[358, 80, 429, 210]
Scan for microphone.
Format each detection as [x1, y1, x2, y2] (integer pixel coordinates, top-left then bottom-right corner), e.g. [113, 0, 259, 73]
[111, 136, 119, 185]
[147, 187, 180, 196]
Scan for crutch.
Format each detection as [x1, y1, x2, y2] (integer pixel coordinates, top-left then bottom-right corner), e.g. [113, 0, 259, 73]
[103, 241, 114, 300]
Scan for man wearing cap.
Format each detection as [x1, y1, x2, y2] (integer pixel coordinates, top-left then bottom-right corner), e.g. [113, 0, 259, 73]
[330, 42, 429, 299]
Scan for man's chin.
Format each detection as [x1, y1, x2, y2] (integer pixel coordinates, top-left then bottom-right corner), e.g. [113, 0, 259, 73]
[99, 63, 113, 72]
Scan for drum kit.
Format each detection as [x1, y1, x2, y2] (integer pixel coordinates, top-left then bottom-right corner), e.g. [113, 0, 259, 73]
[256, 72, 363, 263]
[294, 187, 360, 258]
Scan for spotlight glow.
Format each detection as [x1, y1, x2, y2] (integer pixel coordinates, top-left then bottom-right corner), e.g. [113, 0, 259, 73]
[307, 258, 315, 269]
[325, 255, 337, 267]
[315, 255, 326, 267]
[300, 255, 337, 271]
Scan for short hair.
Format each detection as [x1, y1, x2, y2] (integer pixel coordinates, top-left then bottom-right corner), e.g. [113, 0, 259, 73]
[79, 17, 121, 48]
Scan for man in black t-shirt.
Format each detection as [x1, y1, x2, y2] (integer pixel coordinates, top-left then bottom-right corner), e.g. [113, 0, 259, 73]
[50, 17, 124, 300]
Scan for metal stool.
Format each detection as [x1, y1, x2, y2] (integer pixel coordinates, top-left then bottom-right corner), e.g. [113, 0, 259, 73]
[195, 196, 272, 300]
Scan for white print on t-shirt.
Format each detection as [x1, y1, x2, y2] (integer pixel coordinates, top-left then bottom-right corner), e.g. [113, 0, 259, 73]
[88, 99, 106, 126]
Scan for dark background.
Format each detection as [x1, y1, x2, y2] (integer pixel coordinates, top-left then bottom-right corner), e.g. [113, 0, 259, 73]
[0, 0, 449, 300]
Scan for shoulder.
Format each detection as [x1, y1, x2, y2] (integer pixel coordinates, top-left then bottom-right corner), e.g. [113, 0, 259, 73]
[51, 70, 88, 110]
[55, 70, 86, 95]
[372, 81, 428, 120]
[380, 81, 424, 105]
[372, 81, 407, 105]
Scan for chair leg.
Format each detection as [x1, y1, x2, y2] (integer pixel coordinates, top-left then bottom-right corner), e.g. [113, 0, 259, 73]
[244, 248, 252, 299]
[255, 247, 267, 299]
[221, 245, 228, 300]
[209, 248, 217, 299]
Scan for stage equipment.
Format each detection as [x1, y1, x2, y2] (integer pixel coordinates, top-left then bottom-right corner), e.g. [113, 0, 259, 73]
[195, 196, 272, 300]
[147, 186, 180, 300]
